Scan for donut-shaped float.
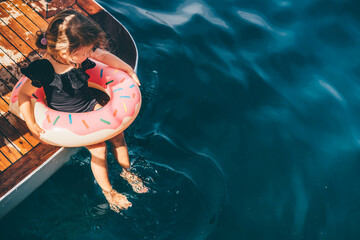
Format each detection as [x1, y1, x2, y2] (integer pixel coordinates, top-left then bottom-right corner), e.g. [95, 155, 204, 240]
[9, 59, 141, 147]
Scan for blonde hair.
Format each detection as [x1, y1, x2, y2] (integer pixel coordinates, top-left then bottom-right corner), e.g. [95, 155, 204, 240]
[36, 9, 108, 64]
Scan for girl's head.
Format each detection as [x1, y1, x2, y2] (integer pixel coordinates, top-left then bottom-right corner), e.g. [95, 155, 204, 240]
[36, 9, 107, 66]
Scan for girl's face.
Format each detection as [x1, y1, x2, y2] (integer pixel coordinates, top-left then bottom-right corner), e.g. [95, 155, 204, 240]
[70, 45, 94, 63]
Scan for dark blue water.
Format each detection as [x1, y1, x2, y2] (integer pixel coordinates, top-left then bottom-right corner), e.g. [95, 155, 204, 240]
[2, 0, 360, 239]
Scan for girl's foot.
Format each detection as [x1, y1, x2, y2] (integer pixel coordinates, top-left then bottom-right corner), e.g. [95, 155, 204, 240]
[102, 188, 132, 212]
[120, 169, 149, 194]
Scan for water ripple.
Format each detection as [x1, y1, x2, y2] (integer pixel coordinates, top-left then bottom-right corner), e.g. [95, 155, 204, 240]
[150, 1, 229, 29]
[237, 10, 287, 36]
[318, 79, 346, 106]
[111, 0, 229, 31]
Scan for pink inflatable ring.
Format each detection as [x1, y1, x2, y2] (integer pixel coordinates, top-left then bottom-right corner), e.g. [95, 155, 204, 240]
[10, 59, 141, 147]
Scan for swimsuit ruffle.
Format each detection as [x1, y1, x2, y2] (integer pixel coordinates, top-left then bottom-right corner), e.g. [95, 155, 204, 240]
[20, 58, 96, 91]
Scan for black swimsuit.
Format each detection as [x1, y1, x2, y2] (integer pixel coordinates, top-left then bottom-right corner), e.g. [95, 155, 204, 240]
[21, 58, 98, 113]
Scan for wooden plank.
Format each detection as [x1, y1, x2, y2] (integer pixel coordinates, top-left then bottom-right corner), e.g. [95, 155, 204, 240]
[0, 161, 6, 171]
[0, 33, 27, 64]
[0, 151, 12, 172]
[22, 0, 47, 18]
[0, 76, 12, 101]
[0, 152, 9, 171]
[0, 158, 6, 171]
[3, 112, 40, 147]
[72, 4, 89, 16]
[0, 163, 5, 172]
[0, 96, 9, 113]
[0, 9, 35, 58]
[77, 0, 102, 15]
[0, 30, 40, 96]
[9, 0, 49, 27]
[0, 31, 39, 97]
[0, 95, 40, 148]
[0, 114, 33, 154]
[0, 3, 39, 55]
[0, 41, 27, 94]
[0, 133, 22, 163]
[23, 0, 76, 19]
[0, 154, 8, 171]
[2, 92, 12, 104]
[47, 0, 77, 18]
[0, 2, 40, 52]
[0, 143, 60, 198]
[0, 36, 40, 104]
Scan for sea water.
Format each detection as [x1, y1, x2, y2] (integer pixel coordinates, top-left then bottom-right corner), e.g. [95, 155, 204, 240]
[1, 0, 360, 239]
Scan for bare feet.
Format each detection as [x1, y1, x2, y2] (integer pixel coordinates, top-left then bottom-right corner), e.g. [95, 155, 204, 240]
[120, 169, 149, 194]
[102, 189, 132, 212]
[109, 134, 149, 194]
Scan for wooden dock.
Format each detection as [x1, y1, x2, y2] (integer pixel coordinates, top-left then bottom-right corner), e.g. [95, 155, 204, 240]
[0, 0, 137, 217]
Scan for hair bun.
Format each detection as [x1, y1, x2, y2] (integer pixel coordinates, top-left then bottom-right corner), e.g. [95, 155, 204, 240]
[40, 37, 47, 45]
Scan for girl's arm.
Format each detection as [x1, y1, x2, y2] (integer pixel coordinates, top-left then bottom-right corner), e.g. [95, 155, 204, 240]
[91, 48, 140, 86]
[18, 79, 45, 137]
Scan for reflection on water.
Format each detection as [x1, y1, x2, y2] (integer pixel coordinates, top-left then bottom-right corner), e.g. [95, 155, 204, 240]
[2, 0, 360, 239]
[237, 10, 287, 36]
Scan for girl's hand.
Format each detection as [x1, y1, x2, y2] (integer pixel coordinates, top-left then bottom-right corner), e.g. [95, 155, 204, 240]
[92, 49, 141, 86]
[27, 122, 45, 138]
[127, 70, 141, 86]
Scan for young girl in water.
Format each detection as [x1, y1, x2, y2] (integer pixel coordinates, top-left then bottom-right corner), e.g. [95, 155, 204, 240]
[18, 9, 148, 212]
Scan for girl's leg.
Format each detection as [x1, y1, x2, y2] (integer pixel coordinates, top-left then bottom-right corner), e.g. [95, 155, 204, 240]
[108, 132, 130, 169]
[109, 133, 148, 193]
[86, 142, 132, 211]
[87, 142, 111, 191]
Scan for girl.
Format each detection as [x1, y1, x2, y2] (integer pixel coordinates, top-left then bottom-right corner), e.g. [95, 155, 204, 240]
[18, 9, 148, 213]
